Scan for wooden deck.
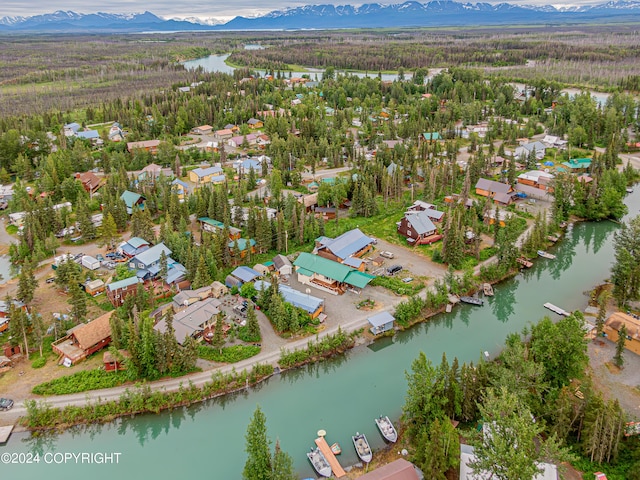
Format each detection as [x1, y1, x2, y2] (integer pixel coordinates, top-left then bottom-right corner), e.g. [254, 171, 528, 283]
[0, 425, 14, 443]
[315, 436, 346, 478]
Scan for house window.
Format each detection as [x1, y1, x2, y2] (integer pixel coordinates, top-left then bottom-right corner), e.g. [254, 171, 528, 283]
[139, 263, 144, 269]
[407, 229, 412, 236]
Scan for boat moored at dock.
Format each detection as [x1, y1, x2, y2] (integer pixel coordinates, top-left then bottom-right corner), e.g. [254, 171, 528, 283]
[307, 447, 332, 478]
[483, 283, 494, 296]
[537, 250, 556, 259]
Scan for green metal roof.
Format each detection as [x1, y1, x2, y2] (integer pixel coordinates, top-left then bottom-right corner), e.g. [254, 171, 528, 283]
[293, 252, 376, 288]
[120, 190, 144, 209]
[198, 217, 224, 228]
[422, 132, 442, 141]
[294, 252, 352, 282]
[228, 238, 256, 251]
[345, 271, 375, 289]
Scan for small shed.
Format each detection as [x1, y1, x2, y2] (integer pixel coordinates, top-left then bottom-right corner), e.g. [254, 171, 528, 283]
[0, 355, 12, 370]
[371, 256, 385, 267]
[273, 254, 293, 276]
[103, 350, 130, 372]
[84, 279, 106, 296]
[211, 281, 228, 298]
[253, 264, 271, 275]
[368, 311, 395, 335]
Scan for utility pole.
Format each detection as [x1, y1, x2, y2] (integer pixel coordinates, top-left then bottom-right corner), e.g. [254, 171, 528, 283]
[285, 230, 288, 254]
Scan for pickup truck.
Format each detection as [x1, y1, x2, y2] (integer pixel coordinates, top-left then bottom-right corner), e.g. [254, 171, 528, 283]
[379, 251, 395, 259]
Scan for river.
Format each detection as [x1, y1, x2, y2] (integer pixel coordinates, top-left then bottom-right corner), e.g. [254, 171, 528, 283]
[183, 54, 422, 82]
[2, 191, 637, 478]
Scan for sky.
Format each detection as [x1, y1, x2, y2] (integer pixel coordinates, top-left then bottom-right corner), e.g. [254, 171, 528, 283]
[0, 0, 607, 22]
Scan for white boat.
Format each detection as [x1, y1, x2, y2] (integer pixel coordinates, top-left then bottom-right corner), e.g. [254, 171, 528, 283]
[352, 432, 372, 463]
[537, 250, 556, 260]
[375, 415, 398, 443]
[307, 447, 332, 478]
[483, 283, 494, 296]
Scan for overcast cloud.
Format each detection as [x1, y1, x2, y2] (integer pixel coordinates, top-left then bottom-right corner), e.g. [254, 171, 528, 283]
[1, 0, 607, 22]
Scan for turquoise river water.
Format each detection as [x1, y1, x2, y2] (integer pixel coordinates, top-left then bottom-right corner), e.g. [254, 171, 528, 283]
[2, 190, 638, 479]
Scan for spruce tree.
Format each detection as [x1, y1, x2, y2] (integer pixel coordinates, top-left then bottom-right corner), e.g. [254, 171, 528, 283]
[613, 324, 627, 368]
[243, 406, 272, 480]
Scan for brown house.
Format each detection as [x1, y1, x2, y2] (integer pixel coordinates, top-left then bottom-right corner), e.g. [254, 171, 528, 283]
[52, 311, 114, 365]
[397, 211, 442, 245]
[127, 139, 161, 154]
[475, 178, 514, 205]
[103, 350, 130, 372]
[106, 276, 141, 307]
[605, 312, 640, 356]
[75, 172, 103, 194]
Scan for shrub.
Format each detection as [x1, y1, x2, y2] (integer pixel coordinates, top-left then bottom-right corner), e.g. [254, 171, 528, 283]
[32, 369, 128, 395]
[197, 345, 260, 363]
[31, 356, 47, 369]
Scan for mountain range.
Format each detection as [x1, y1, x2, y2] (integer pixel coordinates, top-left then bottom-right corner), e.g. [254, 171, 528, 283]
[1, 1, 640, 32]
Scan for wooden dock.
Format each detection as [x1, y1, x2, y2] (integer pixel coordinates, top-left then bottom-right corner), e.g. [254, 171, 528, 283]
[543, 303, 569, 316]
[517, 257, 533, 268]
[0, 425, 14, 444]
[315, 436, 346, 478]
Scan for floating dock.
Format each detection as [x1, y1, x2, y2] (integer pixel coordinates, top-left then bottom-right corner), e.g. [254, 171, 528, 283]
[315, 436, 346, 478]
[0, 425, 14, 444]
[544, 303, 569, 316]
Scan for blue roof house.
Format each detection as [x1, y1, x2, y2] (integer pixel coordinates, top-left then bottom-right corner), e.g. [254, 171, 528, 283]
[230, 266, 261, 284]
[316, 228, 375, 263]
[129, 242, 175, 280]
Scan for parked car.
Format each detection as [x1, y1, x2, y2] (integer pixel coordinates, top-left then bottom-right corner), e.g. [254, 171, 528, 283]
[103, 261, 116, 270]
[387, 265, 403, 275]
[0, 398, 14, 411]
[46, 277, 55, 284]
[379, 251, 395, 259]
[96, 254, 104, 262]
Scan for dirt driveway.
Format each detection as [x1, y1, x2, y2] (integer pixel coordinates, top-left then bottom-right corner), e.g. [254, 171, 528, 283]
[366, 237, 448, 280]
[588, 338, 640, 419]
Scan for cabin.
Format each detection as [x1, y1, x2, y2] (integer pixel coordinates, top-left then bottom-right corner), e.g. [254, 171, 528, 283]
[137, 163, 172, 183]
[215, 128, 234, 139]
[52, 311, 114, 365]
[406, 200, 445, 222]
[604, 312, 640, 355]
[368, 311, 395, 335]
[172, 179, 190, 201]
[191, 125, 213, 135]
[397, 211, 441, 245]
[247, 118, 264, 129]
[198, 217, 242, 240]
[188, 166, 225, 186]
[273, 254, 293, 276]
[420, 132, 442, 143]
[75, 172, 103, 194]
[127, 140, 161, 154]
[228, 133, 258, 148]
[517, 170, 555, 192]
[475, 178, 514, 205]
[254, 280, 325, 320]
[103, 350, 130, 372]
[293, 252, 374, 295]
[228, 238, 256, 258]
[315, 228, 375, 264]
[154, 298, 223, 345]
[313, 206, 337, 220]
[120, 190, 145, 214]
[484, 209, 513, 227]
[106, 276, 141, 307]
